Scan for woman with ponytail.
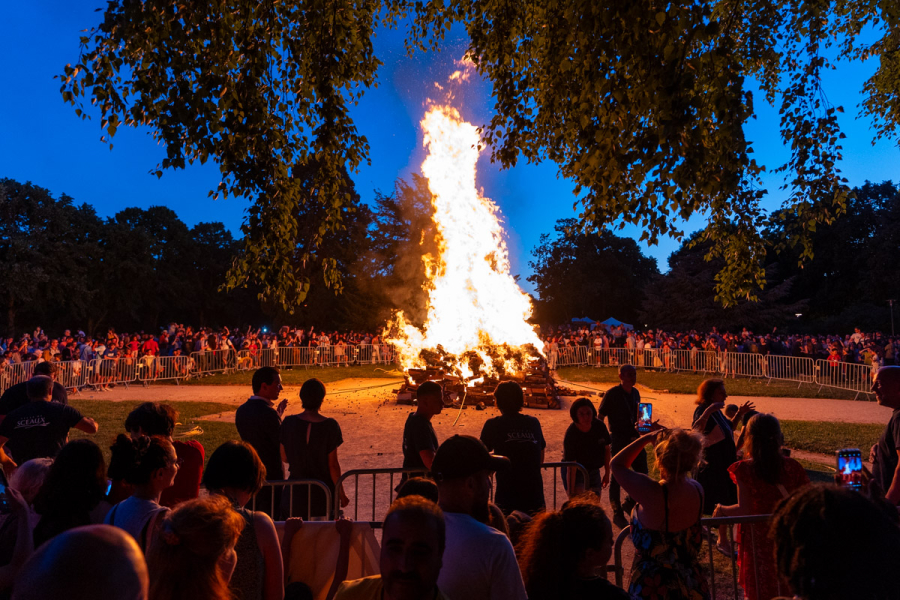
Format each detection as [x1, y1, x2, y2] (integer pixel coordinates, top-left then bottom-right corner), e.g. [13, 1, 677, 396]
[714, 413, 809, 600]
[516, 493, 630, 600]
[147, 495, 244, 600]
[104, 434, 178, 551]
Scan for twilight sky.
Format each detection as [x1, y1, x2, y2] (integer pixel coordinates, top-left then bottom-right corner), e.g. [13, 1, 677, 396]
[2, 2, 897, 296]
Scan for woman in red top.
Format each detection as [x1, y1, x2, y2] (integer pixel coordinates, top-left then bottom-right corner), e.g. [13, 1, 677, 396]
[713, 413, 809, 600]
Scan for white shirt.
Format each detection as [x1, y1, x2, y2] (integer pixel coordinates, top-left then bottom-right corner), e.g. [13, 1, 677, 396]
[437, 512, 527, 600]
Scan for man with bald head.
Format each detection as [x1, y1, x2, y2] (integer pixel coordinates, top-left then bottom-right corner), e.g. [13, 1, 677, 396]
[13, 525, 148, 600]
[871, 366, 900, 504]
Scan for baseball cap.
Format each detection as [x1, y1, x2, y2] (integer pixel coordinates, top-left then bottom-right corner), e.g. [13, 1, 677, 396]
[430, 435, 510, 481]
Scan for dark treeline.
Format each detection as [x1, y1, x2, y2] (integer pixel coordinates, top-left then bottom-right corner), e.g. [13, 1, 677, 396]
[3, 177, 898, 337]
[531, 181, 900, 334]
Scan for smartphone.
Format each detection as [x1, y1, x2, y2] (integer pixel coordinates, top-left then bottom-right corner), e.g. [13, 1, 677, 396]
[836, 448, 863, 490]
[637, 403, 653, 434]
[0, 482, 9, 515]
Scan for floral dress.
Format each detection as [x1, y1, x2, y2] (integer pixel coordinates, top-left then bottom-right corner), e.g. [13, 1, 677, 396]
[727, 458, 809, 600]
[629, 483, 710, 600]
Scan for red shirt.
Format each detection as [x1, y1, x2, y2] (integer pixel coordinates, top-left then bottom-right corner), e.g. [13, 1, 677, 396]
[160, 439, 205, 508]
[141, 339, 159, 356]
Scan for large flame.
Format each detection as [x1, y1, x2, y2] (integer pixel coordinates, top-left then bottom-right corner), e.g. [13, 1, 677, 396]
[388, 105, 542, 382]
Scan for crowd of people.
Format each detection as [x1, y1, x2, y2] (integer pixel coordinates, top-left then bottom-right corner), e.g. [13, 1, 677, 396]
[542, 323, 900, 370]
[1, 361, 900, 600]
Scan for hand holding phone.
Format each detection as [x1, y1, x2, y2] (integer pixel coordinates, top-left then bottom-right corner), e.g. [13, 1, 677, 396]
[837, 448, 864, 490]
[637, 403, 653, 434]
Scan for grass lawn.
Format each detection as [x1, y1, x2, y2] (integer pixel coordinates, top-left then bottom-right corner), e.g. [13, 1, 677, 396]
[557, 366, 872, 401]
[180, 364, 403, 386]
[780, 419, 882, 457]
[68, 400, 238, 467]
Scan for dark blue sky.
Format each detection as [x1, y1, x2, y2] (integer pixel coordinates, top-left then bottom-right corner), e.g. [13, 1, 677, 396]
[3, 2, 897, 296]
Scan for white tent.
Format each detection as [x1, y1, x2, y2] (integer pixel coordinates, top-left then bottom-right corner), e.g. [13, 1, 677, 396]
[600, 317, 633, 330]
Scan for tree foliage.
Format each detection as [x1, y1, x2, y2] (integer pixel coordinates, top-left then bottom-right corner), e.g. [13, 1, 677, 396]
[529, 219, 660, 324]
[58, 0, 900, 307]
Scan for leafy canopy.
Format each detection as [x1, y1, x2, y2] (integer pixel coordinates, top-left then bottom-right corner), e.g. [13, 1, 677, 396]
[59, 0, 900, 308]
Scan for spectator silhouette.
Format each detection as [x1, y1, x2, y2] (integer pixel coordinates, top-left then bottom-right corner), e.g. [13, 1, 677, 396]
[871, 366, 900, 503]
[562, 397, 611, 499]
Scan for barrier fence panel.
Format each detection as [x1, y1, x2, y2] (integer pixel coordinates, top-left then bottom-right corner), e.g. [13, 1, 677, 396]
[613, 514, 775, 600]
[190, 349, 235, 376]
[138, 355, 193, 384]
[541, 462, 589, 511]
[765, 355, 816, 388]
[335, 468, 430, 522]
[250, 479, 333, 521]
[54, 360, 89, 391]
[87, 357, 139, 388]
[723, 352, 769, 379]
[0, 361, 36, 393]
[815, 359, 875, 399]
[555, 345, 590, 367]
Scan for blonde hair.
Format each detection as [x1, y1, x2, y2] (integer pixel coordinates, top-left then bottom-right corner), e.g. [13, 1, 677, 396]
[147, 495, 244, 600]
[695, 379, 725, 406]
[655, 429, 703, 480]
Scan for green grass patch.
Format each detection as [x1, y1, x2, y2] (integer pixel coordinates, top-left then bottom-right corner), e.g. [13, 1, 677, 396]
[180, 364, 403, 386]
[780, 419, 883, 456]
[68, 400, 238, 467]
[557, 366, 872, 401]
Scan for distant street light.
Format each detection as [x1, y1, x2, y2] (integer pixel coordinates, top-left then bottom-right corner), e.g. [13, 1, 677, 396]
[889, 300, 896, 336]
[795, 313, 803, 318]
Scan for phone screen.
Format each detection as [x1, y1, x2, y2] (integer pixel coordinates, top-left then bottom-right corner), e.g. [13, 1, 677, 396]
[0, 483, 8, 515]
[837, 448, 863, 490]
[637, 403, 653, 433]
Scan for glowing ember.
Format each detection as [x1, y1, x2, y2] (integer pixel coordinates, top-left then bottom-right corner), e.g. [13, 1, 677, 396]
[388, 104, 542, 383]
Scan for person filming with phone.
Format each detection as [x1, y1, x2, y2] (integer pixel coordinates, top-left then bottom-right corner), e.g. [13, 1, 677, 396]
[598, 364, 647, 528]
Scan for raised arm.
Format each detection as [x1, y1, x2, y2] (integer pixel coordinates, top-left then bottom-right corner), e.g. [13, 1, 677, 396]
[610, 430, 665, 508]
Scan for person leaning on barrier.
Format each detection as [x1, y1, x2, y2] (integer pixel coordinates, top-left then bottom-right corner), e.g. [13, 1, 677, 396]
[334, 495, 449, 600]
[0, 362, 68, 423]
[871, 366, 900, 504]
[770, 484, 900, 600]
[431, 434, 526, 600]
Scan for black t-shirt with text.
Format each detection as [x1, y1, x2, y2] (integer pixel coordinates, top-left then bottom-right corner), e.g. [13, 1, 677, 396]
[874, 408, 900, 494]
[563, 419, 612, 471]
[0, 381, 68, 415]
[0, 401, 84, 463]
[401, 413, 438, 471]
[480, 413, 546, 514]
[598, 384, 640, 447]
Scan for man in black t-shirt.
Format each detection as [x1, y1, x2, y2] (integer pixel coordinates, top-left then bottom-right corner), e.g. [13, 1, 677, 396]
[480, 381, 546, 515]
[598, 364, 647, 526]
[402, 381, 443, 475]
[0, 376, 98, 475]
[872, 367, 900, 504]
[0, 362, 68, 422]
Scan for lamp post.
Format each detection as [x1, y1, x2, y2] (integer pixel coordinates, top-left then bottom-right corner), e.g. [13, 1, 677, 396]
[889, 300, 896, 336]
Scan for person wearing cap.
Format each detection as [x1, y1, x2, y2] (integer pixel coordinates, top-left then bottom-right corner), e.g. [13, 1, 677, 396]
[432, 435, 527, 600]
[401, 381, 443, 475]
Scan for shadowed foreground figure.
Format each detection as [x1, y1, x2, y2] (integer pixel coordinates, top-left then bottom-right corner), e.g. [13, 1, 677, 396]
[12, 524, 148, 600]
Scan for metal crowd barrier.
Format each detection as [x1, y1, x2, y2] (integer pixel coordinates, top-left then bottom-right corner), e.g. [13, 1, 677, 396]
[335, 462, 590, 524]
[0, 361, 36, 390]
[190, 349, 235, 376]
[54, 359, 89, 390]
[250, 479, 333, 520]
[88, 357, 139, 388]
[138, 355, 193, 384]
[815, 359, 875, 400]
[613, 514, 777, 600]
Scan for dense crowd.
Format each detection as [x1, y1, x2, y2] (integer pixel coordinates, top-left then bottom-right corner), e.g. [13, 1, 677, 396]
[543, 323, 900, 367]
[1, 363, 900, 600]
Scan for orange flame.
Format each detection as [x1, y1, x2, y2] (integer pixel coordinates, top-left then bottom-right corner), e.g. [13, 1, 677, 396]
[388, 105, 542, 382]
